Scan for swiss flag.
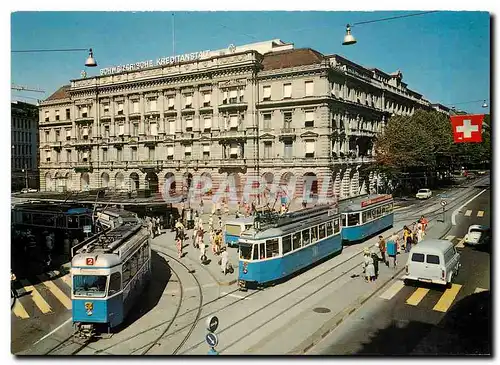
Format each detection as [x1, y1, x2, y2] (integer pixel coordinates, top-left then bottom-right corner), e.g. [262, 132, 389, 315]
[450, 114, 484, 143]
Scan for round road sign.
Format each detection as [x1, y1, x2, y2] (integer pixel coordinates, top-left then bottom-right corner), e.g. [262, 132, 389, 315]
[441, 200, 447, 206]
[206, 315, 219, 332]
[205, 332, 219, 347]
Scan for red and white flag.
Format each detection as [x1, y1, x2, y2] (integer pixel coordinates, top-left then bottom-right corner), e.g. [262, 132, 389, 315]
[450, 114, 484, 143]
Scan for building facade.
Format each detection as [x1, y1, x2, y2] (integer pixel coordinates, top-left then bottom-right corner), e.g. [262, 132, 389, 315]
[12, 101, 39, 191]
[38, 39, 434, 202]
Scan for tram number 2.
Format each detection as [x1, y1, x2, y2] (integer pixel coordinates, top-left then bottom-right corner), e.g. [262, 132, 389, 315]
[312, 246, 319, 257]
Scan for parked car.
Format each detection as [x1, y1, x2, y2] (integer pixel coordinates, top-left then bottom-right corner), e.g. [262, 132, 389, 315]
[464, 225, 490, 246]
[21, 188, 38, 193]
[403, 239, 461, 287]
[416, 188, 432, 199]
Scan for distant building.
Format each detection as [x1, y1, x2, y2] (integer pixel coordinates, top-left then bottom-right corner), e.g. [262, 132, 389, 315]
[38, 39, 435, 200]
[11, 101, 39, 191]
[431, 103, 451, 116]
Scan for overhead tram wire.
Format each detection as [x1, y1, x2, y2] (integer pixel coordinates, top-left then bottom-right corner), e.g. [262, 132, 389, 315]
[12, 48, 90, 53]
[350, 11, 440, 27]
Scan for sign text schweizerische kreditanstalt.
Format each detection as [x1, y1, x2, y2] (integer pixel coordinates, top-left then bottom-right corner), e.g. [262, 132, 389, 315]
[99, 50, 211, 76]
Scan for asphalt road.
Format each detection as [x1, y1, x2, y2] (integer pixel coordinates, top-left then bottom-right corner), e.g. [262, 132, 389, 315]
[309, 183, 491, 355]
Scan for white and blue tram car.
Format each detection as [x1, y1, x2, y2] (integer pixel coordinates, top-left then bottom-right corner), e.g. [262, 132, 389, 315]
[340, 194, 394, 244]
[238, 205, 342, 289]
[71, 209, 151, 338]
[224, 216, 254, 247]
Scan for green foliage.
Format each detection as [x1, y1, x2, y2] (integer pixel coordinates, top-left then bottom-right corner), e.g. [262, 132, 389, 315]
[375, 110, 491, 172]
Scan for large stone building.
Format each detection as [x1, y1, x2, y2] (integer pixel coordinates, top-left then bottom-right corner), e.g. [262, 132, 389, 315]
[12, 101, 39, 191]
[38, 39, 434, 202]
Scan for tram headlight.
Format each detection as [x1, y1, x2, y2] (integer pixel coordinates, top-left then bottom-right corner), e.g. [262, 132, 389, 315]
[243, 262, 248, 274]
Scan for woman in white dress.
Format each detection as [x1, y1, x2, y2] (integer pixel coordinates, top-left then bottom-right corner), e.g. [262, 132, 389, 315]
[364, 247, 376, 282]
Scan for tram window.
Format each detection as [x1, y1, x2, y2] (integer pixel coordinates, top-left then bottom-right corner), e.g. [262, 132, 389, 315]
[319, 224, 326, 239]
[137, 247, 144, 267]
[342, 214, 347, 227]
[312, 226, 319, 242]
[259, 243, 266, 259]
[144, 244, 150, 261]
[240, 245, 252, 260]
[293, 232, 302, 250]
[347, 213, 360, 226]
[387, 203, 393, 213]
[73, 275, 107, 297]
[381, 205, 386, 215]
[334, 219, 340, 234]
[68, 216, 79, 229]
[302, 229, 310, 245]
[282, 235, 292, 254]
[122, 261, 131, 287]
[130, 255, 138, 277]
[108, 272, 122, 295]
[266, 239, 279, 258]
[326, 221, 333, 237]
[366, 210, 372, 222]
[252, 244, 259, 260]
[376, 207, 382, 217]
[362, 211, 367, 224]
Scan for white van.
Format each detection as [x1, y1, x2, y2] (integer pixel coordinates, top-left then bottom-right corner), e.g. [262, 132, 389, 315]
[403, 239, 460, 286]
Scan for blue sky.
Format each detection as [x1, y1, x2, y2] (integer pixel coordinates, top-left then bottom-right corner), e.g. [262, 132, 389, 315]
[11, 11, 490, 113]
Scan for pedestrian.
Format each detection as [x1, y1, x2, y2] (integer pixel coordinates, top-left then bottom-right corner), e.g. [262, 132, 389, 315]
[406, 228, 414, 253]
[363, 247, 375, 282]
[220, 247, 229, 275]
[214, 230, 222, 255]
[199, 238, 207, 263]
[208, 215, 214, 234]
[200, 199, 205, 215]
[45, 233, 54, 268]
[155, 217, 161, 236]
[175, 220, 185, 258]
[63, 233, 71, 256]
[378, 235, 388, 267]
[159, 215, 164, 232]
[416, 223, 424, 243]
[387, 233, 398, 268]
[218, 216, 223, 231]
[148, 218, 154, 239]
[419, 215, 428, 235]
[169, 214, 176, 232]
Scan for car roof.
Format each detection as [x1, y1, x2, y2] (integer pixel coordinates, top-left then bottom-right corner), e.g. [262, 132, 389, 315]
[410, 239, 453, 255]
[469, 224, 487, 230]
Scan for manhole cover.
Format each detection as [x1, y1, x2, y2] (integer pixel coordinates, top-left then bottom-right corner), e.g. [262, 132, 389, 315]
[313, 307, 331, 313]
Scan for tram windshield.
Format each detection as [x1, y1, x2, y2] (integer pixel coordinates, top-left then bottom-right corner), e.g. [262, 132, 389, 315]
[73, 275, 108, 297]
[239, 244, 252, 260]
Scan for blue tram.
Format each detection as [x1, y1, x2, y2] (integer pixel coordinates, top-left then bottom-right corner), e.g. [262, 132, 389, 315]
[224, 217, 254, 247]
[71, 208, 151, 338]
[237, 205, 342, 289]
[340, 194, 394, 244]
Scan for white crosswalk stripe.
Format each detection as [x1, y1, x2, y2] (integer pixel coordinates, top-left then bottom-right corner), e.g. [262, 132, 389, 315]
[464, 210, 472, 217]
[445, 235, 456, 241]
[474, 287, 488, 293]
[477, 210, 484, 217]
[379, 280, 405, 300]
[455, 237, 465, 248]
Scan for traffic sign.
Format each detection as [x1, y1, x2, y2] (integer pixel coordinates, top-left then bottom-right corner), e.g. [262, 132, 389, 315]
[83, 225, 92, 233]
[441, 201, 447, 207]
[206, 315, 219, 332]
[205, 332, 218, 347]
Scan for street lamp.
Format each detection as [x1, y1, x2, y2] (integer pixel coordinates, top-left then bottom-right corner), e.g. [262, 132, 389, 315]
[85, 49, 98, 67]
[482, 100, 488, 108]
[342, 24, 357, 45]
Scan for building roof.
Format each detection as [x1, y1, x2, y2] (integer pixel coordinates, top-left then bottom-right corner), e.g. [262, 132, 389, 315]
[261, 48, 325, 71]
[45, 85, 71, 101]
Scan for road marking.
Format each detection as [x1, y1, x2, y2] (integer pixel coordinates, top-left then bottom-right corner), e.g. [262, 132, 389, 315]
[379, 280, 405, 300]
[37, 275, 72, 310]
[464, 210, 472, 217]
[452, 189, 487, 225]
[12, 300, 30, 319]
[406, 288, 430, 306]
[474, 287, 488, 293]
[221, 292, 251, 300]
[433, 284, 462, 312]
[20, 279, 52, 314]
[445, 235, 456, 241]
[33, 317, 72, 345]
[455, 237, 465, 248]
[61, 274, 72, 287]
[477, 210, 484, 217]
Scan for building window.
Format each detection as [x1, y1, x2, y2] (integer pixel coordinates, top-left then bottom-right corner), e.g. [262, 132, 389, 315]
[167, 96, 175, 110]
[204, 117, 212, 131]
[46, 150, 51, 162]
[222, 90, 228, 104]
[229, 115, 238, 130]
[185, 118, 193, 132]
[118, 123, 125, 136]
[283, 83, 292, 99]
[305, 110, 315, 128]
[132, 101, 139, 114]
[284, 112, 292, 129]
[263, 114, 271, 130]
[203, 92, 211, 107]
[104, 125, 110, 138]
[66, 108, 71, 120]
[264, 141, 272, 159]
[66, 129, 71, 140]
[149, 98, 157, 112]
[44, 111, 49, 122]
[203, 145, 210, 159]
[184, 94, 193, 109]
[55, 130, 60, 141]
[239, 87, 245, 103]
[103, 148, 108, 161]
[150, 122, 158, 136]
[167, 146, 174, 160]
[263, 86, 271, 101]
[229, 144, 239, 159]
[148, 147, 155, 161]
[131, 147, 137, 160]
[55, 110, 60, 121]
[117, 147, 123, 161]
[168, 119, 175, 134]
[117, 103, 124, 115]
[82, 126, 89, 139]
[184, 145, 192, 158]
[45, 130, 50, 142]
[81, 106, 88, 118]
[66, 149, 71, 162]
[305, 140, 315, 158]
[132, 123, 138, 136]
[305, 81, 314, 97]
[103, 104, 110, 115]
[229, 89, 238, 104]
